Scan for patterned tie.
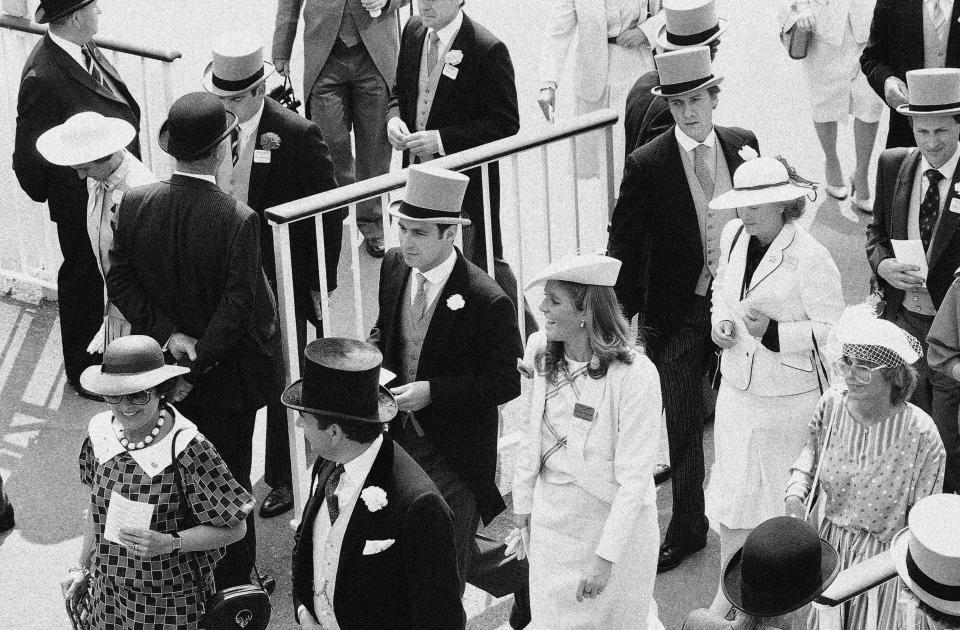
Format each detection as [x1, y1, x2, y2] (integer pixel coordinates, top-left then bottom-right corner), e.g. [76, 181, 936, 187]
[412, 272, 428, 321]
[921, 169, 945, 251]
[82, 46, 106, 89]
[229, 128, 240, 167]
[324, 464, 345, 525]
[693, 144, 715, 199]
[929, 0, 947, 40]
[427, 31, 440, 72]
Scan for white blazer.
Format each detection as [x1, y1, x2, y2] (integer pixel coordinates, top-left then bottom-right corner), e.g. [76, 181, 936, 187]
[779, 0, 876, 47]
[712, 220, 844, 397]
[512, 330, 661, 563]
[540, 0, 662, 102]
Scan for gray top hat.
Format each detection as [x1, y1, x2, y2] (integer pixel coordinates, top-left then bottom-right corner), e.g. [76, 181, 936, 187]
[896, 68, 960, 117]
[656, 0, 729, 51]
[651, 46, 724, 98]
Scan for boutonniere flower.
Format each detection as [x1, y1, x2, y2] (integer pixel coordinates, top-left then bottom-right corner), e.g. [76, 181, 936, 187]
[360, 486, 388, 512]
[258, 132, 281, 151]
[445, 50, 463, 66]
[447, 294, 465, 311]
[738, 145, 759, 161]
[953, 182, 960, 195]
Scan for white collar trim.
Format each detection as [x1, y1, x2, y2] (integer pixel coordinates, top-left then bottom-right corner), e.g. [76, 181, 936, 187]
[88, 407, 200, 477]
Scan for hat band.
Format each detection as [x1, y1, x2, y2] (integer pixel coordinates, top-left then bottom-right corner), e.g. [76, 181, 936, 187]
[101, 357, 165, 375]
[736, 179, 791, 192]
[666, 23, 721, 46]
[212, 66, 265, 92]
[659, 75, 714, 96]
[907, 550, 960, 602]
[905, 100, 960, 113]
[397, 201, 461, 221]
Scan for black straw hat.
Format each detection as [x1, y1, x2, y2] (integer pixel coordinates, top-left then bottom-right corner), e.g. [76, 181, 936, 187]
[723, 517, 840, 617]
[35, 0, 95, 24]
[280, 338, 397, 424]
[158, 92, 238, 161]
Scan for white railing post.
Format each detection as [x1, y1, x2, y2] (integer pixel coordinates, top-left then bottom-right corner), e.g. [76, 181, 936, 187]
[511, 153, 526, 342]
[605, 125, 617, 220]
[480, 162, 495, 277]
[569, 136, 582, 252]
[314, 213, 331, 338]
[540, 145, 553, 262]
[347, 204, 365, 340]
[138, 56, 154, 171]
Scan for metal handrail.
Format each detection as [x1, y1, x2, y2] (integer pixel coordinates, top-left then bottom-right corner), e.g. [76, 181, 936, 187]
[0, 15, 181, 62]
[266, 108, 619, 225]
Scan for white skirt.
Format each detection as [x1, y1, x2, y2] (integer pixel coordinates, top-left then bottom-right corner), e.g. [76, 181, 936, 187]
[528, 478, 661, 630]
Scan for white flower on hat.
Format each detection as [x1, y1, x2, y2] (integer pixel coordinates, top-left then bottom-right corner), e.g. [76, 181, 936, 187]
[445, 50, 463, 66]
[738, 145, 759, 162]
[447, 294, 465, 311]
[361, 486, 388, 512]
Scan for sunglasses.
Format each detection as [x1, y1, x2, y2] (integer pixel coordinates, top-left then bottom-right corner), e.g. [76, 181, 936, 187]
[832, 359, 886, 385]
[103, 390, 153, 406]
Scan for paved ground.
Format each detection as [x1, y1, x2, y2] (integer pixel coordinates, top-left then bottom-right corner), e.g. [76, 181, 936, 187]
[0, 0, 886, 628]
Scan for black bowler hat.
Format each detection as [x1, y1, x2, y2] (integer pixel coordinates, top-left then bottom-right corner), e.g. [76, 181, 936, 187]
[723, 517, 840, 617]
[158, 92, 238, 161]
[35, 0, 95, 24]
[281, 338, 397, 424]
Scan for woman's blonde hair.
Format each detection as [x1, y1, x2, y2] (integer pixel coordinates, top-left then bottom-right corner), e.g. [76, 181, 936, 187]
[536, 281, 636, 381]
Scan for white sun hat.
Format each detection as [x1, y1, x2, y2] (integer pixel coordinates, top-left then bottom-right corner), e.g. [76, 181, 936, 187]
[891, 494, 960, 616]
[36, 111, 135, 167]
[525, 253, 622, 291]
[709, 156, 814, 209]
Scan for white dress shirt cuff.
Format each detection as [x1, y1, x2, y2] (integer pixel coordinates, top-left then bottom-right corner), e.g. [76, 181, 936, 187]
[434, 130, 446, 156]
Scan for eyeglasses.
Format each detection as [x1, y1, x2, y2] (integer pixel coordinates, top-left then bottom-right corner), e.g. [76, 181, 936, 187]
[832, 359, 886, 385]
[103, 390, 153, 405]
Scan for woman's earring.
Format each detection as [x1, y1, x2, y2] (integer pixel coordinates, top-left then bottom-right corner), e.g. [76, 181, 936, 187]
[579, 320, 585, 328]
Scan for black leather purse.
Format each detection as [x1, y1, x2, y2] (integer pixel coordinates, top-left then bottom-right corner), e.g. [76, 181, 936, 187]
[466, 533, 529, 598]
[170, 430, 271, 630]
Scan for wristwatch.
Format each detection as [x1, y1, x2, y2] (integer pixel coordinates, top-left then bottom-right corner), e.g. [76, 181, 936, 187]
[170, 531, 182, 553]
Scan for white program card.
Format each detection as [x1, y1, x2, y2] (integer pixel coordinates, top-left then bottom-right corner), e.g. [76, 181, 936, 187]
[891, 239, 929, 281]
[103, 491, 154, 544]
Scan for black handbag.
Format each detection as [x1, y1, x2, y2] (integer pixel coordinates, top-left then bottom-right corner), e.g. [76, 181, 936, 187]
[780, 21, 812, 60]
[170, 430, 272, 630]
[267, 75, 302, 114]
[466, 533, 529, 598]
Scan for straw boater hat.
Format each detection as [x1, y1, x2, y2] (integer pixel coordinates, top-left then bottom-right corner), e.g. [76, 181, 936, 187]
[36, 112, 135, 167]
[388, 165, 472, 225]
[158, 92, 238, 161]
[79, 336, 189, 397]
[34, 0, 94, 24]
[525, 253, 622, 291]
[891, 494, 960, 616]
[896, 68, 960, 117]
[656, 0, 729, 51]
[281, 338, 398, 424]
[709, 156, 813, 209]
[650, 46, 723, 98]
[203, 33, 275, 98]
[723, 516, 840, 618]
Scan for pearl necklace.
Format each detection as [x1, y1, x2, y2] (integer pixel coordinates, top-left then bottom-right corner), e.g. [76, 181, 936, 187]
[114, 410, 166, 451]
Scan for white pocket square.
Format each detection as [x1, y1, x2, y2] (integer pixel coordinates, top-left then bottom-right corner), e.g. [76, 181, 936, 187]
[362, 539, 395, 555]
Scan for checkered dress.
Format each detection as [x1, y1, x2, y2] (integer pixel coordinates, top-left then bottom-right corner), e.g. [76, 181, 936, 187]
[79, 431, 254, 629]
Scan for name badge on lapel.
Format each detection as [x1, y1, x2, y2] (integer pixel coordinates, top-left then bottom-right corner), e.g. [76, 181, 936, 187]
[950, 198, 960, 214]
[573, 403, 596, 422]
[253, 149, 272, 164]
[442, 64, 459, 80]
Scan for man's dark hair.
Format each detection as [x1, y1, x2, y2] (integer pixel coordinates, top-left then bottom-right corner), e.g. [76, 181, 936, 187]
[316, 415, 383, 444]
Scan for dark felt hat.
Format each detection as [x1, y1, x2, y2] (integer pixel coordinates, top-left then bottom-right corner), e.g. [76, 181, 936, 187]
[158, 92, 238, 161]
[79, 335, 189, 397]
[35, 0, 95, 24]
[281, 338, 397, 424]
[723, 516, 840, 617]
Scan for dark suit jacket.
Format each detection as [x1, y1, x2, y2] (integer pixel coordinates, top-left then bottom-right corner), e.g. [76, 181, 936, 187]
[387, 14, 519, 250]
[370, 249, 521, 524]
[860, 0, 960, 148]
[13, 34, 141, 224]
[107, 175, 282, 412]
[866, 147, 960, 318]
[247, 97, 340, 324]
[623, 70, 673, 158]
[292, 435, 465, 630]
[607, 125, 759, 352]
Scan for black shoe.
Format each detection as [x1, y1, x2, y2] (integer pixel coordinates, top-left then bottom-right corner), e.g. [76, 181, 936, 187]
[0, 504, 14, 533]
[259, 486, 294, 518]
[255, 572, 276, 596]
[657, 539, 707, 573]
[363, 236, 385, 258]
[69, 381, 105, 402]
[653, 464, 671, 486]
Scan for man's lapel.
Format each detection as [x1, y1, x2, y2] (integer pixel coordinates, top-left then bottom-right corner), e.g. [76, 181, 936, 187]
[338, 436, 397, 564]
[89, 44, 125, 92]
[892, 149, 921, 240]
[419, 251, 469, 374]
[716, 125, 752, 173]
[948, 0, 960, 64]
[928, 156, 960, 267]
[248, 101, 278, 211]
[404, 20, 428, 125]
[429, 13, 473, 124]
[383, 253, 411, 357]
[651, 129, 698, 237]
[48, 36, 125, 105]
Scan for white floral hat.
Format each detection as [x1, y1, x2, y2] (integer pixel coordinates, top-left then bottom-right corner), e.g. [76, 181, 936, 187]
[525, 253, 622, 291]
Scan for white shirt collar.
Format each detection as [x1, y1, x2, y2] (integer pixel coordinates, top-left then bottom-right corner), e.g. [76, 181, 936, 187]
[239, 101, 265, 139]
[48, 30, 86, 68]
[430, 11, 463, 50]
[675, 125, 717, 153]
[341, 433, 384, 491]
[416, 247, 457, 287]
[87, 407, 200, 477]
[920, 143, 960, 184]
[174, 170, 218, 184]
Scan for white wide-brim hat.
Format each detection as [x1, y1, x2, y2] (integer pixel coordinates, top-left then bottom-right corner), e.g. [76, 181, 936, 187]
[525, 253, 622, 291]
[36, 111, 135, 166]
[896, 68, 960, 117]
[80, 335, 189, 397]
[891, 494, 960, 616]
[656, 0, 729, 51]
[203, 33, 275, 97]
[389, 165, 472, 225]
[650, 46, 723, 98]
[710, 156, 811, 209]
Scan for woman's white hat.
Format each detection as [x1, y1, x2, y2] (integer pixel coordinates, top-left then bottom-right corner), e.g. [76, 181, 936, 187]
[709, 156, 812, 209]
[656, 0, 729, 51]
[891, 494, 960, 616]
[203, 33, 275, 98]
[525, 254, 622, 291]
[896, 68, 960, 117]
[389, 165, 472, 225]
[650, 46, 723, 98]
[80, 335, 189, 397]
[834, 304, 923, 367]
[36, 111, 135, 166]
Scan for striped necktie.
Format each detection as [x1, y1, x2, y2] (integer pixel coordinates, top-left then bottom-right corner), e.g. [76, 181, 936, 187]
[413, 272, 428, 321]
[427, 31, 440, 71]
[230, 128, 240, 166]
[929, 0, 947, 40]
[81, 46, 106, 89]
[693, 144, 715, 200]
[324, 464, 345, 525]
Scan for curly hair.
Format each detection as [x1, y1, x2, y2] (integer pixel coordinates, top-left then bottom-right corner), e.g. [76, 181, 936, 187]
[535, 281, 636, 382]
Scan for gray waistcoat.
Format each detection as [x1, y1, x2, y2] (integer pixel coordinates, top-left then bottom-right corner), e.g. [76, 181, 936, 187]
[924, 5, 949, 68]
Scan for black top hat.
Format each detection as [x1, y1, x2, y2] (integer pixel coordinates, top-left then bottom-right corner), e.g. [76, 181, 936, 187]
[280, 338, 398, 424]
[158, 92, 238, 161]
[35, 0, 95, 24]
[723, 517, 840, 617]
